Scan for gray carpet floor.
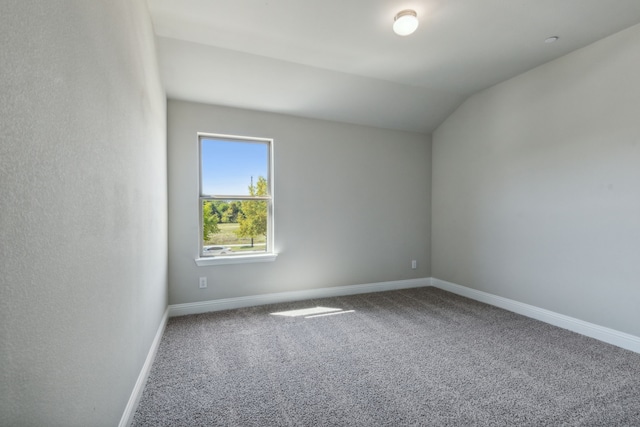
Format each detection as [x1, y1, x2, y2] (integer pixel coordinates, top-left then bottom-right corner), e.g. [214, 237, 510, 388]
[133, 287, 640, 426]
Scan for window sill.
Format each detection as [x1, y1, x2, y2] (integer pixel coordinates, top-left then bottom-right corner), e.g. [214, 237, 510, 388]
[195, 253, 278, 267]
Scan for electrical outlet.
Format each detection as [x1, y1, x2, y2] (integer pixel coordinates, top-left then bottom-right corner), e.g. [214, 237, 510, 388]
[411, 260, 417, 269]
[199, 277, 207, 289]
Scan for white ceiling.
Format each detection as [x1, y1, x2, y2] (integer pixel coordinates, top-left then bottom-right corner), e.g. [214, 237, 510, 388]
[148, 0, 640, 134]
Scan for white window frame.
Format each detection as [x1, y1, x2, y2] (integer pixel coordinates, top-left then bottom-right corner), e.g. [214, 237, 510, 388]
[195, 132, 276, 267]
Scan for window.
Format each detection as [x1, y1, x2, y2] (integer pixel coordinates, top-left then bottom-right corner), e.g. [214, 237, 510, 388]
[196, 133, 275, 266]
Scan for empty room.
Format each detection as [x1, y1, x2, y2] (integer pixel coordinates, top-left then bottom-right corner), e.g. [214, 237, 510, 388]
[1, 1, 639, 426]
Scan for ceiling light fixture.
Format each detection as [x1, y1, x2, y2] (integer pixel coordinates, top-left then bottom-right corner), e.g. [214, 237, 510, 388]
[393, 9, 419, 36]
[545, 36, 559, 43]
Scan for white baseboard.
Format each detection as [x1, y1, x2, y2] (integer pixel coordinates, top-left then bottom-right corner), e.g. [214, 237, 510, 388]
[168, 278, 431, 317]
[431, 278, 640, 354]
[119, 308, 169, 427]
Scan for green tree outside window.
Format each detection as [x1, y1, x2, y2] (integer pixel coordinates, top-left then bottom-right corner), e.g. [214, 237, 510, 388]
[235, 176, 268, 247]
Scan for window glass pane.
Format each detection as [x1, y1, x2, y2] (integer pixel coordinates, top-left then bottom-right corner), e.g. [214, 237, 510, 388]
[202, 199, 267, 256]
[201, 138, 268, 196]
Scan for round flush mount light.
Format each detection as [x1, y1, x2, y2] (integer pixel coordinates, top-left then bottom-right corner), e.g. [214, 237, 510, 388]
[393, 9, 419, 36]
[545, 36, 559, 43]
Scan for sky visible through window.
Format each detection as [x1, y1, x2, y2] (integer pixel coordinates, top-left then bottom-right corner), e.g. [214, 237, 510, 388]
[201, 138, 268, 195]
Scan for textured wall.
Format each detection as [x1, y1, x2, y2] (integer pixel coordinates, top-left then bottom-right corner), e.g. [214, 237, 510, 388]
[432, 24, 640, 336]
[168, 100, 431, 305]
[0, 1, 167, 425]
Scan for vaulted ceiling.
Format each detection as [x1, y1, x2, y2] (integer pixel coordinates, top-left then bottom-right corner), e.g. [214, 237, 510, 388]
[148, 0, 640, 133]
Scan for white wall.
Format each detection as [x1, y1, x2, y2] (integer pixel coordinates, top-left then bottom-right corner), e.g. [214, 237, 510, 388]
[432, 24, 640, 337]
[168, 100, 431, 304]
[0, 1, 167, 425]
